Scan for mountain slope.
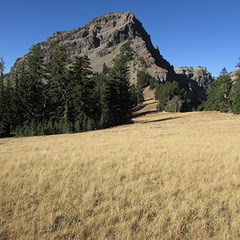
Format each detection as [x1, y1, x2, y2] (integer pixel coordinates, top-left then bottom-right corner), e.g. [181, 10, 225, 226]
[9, 12, 175, 84]
[6, 12, 210, 113]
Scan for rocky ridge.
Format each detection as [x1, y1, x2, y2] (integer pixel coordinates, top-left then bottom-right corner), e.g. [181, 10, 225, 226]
[175, 66, 213, 89]
[229, 70, 240, 80]
[9, 12, 175, 84]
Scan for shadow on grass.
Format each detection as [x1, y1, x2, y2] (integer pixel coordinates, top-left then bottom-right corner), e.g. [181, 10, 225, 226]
[133, 110, 159, 118]
[132, 102, 152, 112]
[135, 116, 182, 124]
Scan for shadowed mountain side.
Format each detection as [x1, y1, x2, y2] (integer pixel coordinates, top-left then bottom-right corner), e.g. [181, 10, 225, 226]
[175, 66, 213, 89]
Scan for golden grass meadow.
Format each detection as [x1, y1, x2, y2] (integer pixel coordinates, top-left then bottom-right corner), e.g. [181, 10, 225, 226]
[1, 106, 240, 239]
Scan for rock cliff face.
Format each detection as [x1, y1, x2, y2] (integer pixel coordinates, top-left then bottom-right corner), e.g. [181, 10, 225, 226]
[229, 70, 240, 81]
[9, 12, 175, 83]
[175, 66, 213, 88]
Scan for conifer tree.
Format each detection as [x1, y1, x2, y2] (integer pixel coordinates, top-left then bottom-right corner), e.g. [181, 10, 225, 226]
[155, 81, 181, 111]
[205, 73, 232, 112]
[13, 69, 30, 130]
[46, 45, 68, 123]
[102, 63, 110, 75]
[230, 76, 240, 114]
[12, 45, 46, 135]
[220, 67, 228, 77]
[0, 58, 5, 136]
[99, 76, 113, 128]
[230, 60, 240, 113]
[107, 54, 132, 126]
[130, 84, 138, 107]
[236, 58, 240, 69]
[25, 44, 45, 122]
[0, 59, 14, 137]
[68, 55, 96, 131]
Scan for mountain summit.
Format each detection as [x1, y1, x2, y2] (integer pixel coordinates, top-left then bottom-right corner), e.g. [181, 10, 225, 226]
[1, 12, 216, 138]
[9, 12, 175, 83]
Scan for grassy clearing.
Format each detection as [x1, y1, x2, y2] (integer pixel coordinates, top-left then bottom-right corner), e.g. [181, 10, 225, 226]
[1, 111, 240, 239]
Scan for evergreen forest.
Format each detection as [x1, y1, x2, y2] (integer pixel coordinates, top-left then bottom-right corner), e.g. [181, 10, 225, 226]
[0, 43, 240, 138]
[0, 44, 135, 137]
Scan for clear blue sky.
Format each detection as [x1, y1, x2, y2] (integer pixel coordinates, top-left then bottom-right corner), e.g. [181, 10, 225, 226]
[1, 0, 239, 76]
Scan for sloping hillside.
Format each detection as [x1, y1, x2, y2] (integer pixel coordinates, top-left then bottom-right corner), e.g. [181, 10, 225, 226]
[1, 111, 240, 239]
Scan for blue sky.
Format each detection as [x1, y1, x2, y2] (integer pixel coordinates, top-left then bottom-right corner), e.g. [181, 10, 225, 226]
[1, 0, 239, 76]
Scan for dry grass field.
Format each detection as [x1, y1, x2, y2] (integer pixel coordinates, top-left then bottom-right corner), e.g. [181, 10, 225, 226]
[1, 109, 240, 239]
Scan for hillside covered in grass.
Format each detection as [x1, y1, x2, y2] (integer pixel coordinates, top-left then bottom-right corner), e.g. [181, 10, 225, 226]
[1, 111, 240, 239]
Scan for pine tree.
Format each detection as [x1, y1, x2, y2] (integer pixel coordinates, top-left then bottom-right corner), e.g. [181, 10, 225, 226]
[205, 75, 232, 112]
[99, 76, 113, 128]
[0, 59, 14, 137]
[13, 69, 30, 128]
[0, 58, 5, 136]
[130, 84, 138, 107]
[236, 58, 240, 69]
[137, 70, 149, 89]
[155, 81, 180, 111]
[136, 86, 144, 104]
[25, 44, 45, 123]
[102, 63, 110, 75]
[230, 60, 240, 113]
[68, 55, 96, 131]
[107, 55, 132, 126]
[46, 45, 68, 123]
[220, 67, 228, 77]
[149, 76, 156, 89]
[12, 45, 46, 136]
[92, 71, 108, 128]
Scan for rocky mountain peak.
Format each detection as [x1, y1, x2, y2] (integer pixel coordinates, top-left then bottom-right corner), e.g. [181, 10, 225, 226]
[175, 66, 213, 88]
[8, 12, 175, 84]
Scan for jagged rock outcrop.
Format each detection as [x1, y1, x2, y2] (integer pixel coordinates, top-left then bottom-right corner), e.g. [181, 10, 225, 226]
[8, 12, 175, 84]
[230, 70, 240, 80]
[175, 66, 213, 89]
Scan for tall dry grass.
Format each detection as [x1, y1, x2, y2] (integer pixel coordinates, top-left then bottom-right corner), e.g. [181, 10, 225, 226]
[1, 111, 240, 239]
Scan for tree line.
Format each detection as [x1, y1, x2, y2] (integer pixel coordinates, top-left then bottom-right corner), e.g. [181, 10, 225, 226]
[204, 64, 240, 113]
[0, 44, 136, 137]
[153, 60, 240, 113]
[1, 42, 239, 138]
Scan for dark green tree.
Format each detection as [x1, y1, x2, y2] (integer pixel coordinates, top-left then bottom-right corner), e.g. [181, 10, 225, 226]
[220, 67, 228, 77]
[149, 76, 156, 89]
[45, 45, 68, 124]
[137, 70, 149, 89]
[0, 58, 6, 136]
[0, 58, 14, 137]
[68, 55, 97, 131]
[230, 61, 240, 113]
[102, 63, 110, 75]
[12, 45, 46, 135]
[236, 58, 240, 69]
[24, 44, 45, 122]
[155, 81, 182, 111]
[136, 85, 144, 104]
[109, 55, 132, 125]
[204, 74, 232, 112]
[119, 41, 134, 62]
[130, 84, 138, 107]
[100, 54, 133, 127]
[230, 76, 240, 114]
[99, 76, 112, 128]
[93, 70, 110, 128]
